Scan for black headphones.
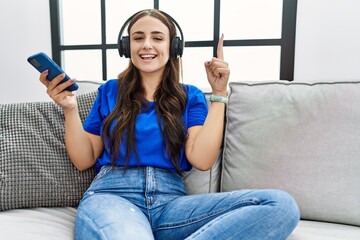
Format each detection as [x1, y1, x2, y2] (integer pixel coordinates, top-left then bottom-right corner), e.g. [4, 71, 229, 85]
[117, 9, 184, 59]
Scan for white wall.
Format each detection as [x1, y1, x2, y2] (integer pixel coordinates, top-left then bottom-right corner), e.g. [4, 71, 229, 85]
[0, 0, 52, 103]
[1, 0, 360, 103]
[294, 0, 360, 80]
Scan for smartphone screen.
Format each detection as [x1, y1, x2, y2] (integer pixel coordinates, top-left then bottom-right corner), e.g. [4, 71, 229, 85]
[27, 52, 78, 91]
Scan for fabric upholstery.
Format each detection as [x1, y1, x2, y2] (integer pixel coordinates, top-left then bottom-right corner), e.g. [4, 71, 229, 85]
[0, 207, 76, 240]
[288, 220, 360, 240]
[221, 81, 360, 226]
[184, 152, 221, 194]
[0, 92, 97, 211]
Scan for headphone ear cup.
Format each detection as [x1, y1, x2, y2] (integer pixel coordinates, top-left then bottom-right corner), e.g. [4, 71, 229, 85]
[119, 36, 130, 58]
[171, 36, 183, 58]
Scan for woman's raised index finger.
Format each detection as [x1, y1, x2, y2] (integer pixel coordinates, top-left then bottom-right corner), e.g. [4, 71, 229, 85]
[217, 34, 224, 60]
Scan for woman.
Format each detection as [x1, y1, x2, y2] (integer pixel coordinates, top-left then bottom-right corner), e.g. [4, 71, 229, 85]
[40, 9, 299, 240]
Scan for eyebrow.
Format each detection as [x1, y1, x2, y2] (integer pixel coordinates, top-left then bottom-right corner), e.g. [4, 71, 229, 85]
[131, 31, 166, 36]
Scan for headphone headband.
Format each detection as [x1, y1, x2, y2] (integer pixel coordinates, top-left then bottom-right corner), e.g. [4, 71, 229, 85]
[117, 9, 184, 58]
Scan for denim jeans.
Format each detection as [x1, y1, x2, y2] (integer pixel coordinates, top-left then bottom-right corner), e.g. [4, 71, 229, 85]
[75, 166, 300, 240]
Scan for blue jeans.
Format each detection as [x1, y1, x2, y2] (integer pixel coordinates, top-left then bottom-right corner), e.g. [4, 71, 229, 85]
[75, 166, 299, 240]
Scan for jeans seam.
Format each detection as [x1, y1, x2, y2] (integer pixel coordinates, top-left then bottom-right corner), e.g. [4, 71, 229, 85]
[153, 198, 260, 232]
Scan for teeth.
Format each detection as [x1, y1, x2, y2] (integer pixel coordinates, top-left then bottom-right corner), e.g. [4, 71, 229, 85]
[141, 54, 156, 58]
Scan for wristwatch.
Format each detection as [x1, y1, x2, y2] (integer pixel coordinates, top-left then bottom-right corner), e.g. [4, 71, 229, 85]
[210, 95, 228, 104]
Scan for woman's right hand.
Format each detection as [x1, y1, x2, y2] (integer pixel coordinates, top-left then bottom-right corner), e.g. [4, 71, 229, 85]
[39, 70, 77, 111]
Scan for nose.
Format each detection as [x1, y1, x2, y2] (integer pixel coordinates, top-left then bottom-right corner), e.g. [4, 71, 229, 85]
[142, 37, 153, 49]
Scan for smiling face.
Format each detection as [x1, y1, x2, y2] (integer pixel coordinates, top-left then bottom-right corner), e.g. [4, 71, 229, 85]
[129, 15, 170, 79]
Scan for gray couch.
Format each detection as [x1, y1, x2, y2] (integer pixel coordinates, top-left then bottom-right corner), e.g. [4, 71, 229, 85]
[1, 80, 359, 239]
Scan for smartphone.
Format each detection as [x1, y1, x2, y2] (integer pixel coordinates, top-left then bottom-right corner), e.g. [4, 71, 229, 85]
[27, 52, 78, 91]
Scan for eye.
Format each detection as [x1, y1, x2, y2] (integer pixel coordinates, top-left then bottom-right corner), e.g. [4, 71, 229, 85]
[132, 35, 144, 41]
[153, 36, 163, 41]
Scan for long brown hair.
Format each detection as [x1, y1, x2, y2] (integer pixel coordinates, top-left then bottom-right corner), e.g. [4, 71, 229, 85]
[102, 9, 187, 174]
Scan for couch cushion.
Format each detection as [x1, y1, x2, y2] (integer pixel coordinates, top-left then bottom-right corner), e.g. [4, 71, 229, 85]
[221, 81, 360, 226]
[0, 92, 97, 211]
[184, 152, 221, 194]
[0, 207, 76, 240]
[288, 220, 360, 240]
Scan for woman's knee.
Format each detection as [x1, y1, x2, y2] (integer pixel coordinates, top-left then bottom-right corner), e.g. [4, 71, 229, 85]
[243, 189, 300, 238]
[239, 189, 300, 224]
[270, 189, 299, 214]
[262, 189, 300, 227]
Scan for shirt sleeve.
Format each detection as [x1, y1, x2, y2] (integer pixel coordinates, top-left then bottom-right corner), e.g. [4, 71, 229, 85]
[186, 85, 208, 128]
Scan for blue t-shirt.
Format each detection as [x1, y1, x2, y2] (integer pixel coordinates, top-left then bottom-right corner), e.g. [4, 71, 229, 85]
[83, 79, 208, 172]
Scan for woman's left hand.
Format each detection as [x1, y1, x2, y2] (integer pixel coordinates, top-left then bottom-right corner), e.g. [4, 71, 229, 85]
[204, 34, 230, 96]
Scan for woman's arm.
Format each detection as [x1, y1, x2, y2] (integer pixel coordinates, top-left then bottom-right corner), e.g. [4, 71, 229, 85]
[39, 71, 103, 171]
[185, 102, 225, 171]
[64, 106, 103, 171]
[185, 35, 229, 171]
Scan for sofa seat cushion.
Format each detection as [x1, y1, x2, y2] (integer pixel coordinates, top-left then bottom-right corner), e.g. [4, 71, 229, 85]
[288, 220, 360, 240]
[0, 207, 76, 240]
[221, 80, 360, 226]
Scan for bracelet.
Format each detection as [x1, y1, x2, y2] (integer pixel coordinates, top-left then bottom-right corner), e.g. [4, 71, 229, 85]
[210, 95, 228, 104]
